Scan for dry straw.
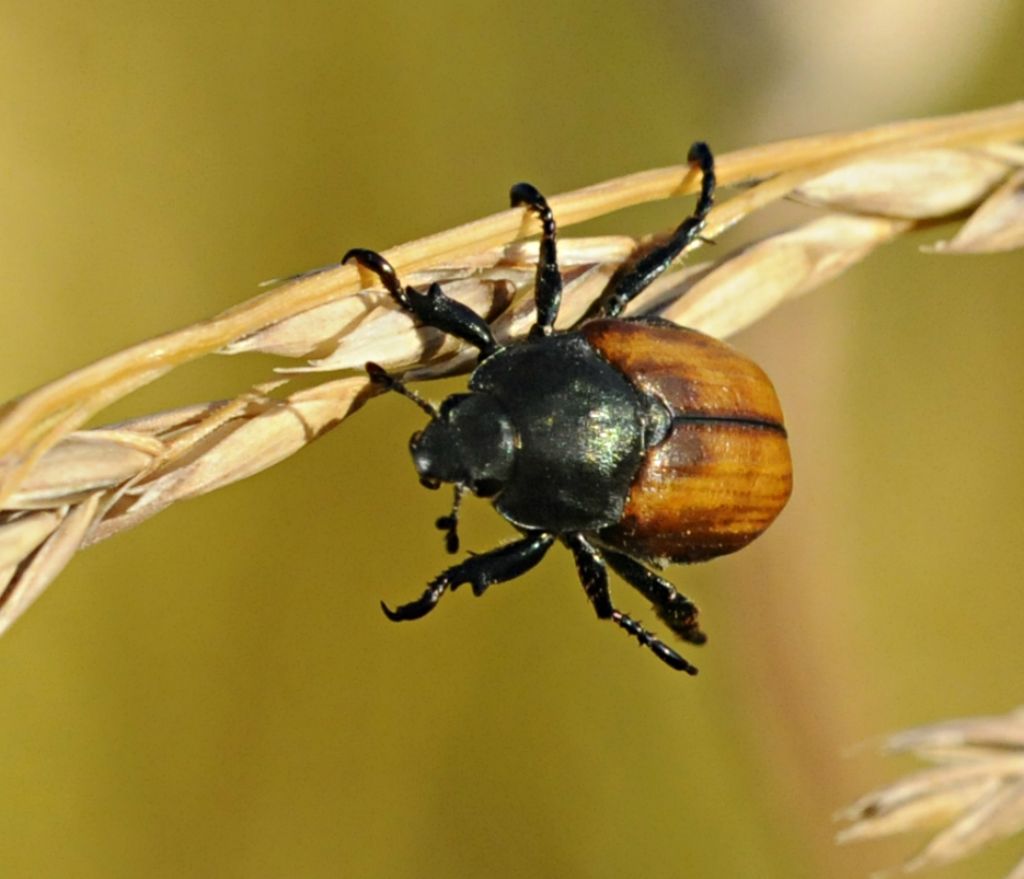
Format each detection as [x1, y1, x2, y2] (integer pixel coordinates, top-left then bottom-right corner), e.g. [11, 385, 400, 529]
[1, 102, 1022, 637]
[838, 706, 1024, 878]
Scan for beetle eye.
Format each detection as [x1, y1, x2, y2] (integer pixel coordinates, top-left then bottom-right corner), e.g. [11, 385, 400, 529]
[419, 476, 441, 490]
[472, 479, 502, 498]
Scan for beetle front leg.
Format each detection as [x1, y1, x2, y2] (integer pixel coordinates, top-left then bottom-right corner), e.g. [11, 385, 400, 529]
[381, 531, 555, 621]
[585, 142, 715, 320]
[510, 182, 563, 337]
[562, 533, 698, 674]
[344, 248, 498, 358]
[603, 549, 707, 645]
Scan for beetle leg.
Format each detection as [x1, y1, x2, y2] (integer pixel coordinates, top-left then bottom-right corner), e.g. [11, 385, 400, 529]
[562, 533, 698, 674]
[381, 531, 554, 621]
[584, 142, 715, 320]
[343, 248, 498, 359]
[602, 549, 707, 645]
[509, 182, 563, 337]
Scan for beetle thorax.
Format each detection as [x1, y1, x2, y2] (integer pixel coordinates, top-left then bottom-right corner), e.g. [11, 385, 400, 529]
[464, 334, 650, 533]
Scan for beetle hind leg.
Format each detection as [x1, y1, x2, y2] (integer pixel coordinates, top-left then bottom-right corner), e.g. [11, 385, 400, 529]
[562, 534, 697, 674]
[603, 549, 707, 645]
[584, 141, 715, 321]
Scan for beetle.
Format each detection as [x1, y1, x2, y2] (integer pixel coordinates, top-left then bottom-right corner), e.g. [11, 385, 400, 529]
[344, 142, 792, 673]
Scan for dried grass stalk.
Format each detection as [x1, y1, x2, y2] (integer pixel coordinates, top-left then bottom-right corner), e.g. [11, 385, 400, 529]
[0, 102, 1022, 633]
[838, 707, 1024, 877]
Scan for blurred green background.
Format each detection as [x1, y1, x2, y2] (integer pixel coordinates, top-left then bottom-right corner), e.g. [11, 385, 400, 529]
[1, 1, 1022, 877]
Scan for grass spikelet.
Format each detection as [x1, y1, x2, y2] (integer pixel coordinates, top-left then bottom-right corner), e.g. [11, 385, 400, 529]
[838, 707, 1024, 877]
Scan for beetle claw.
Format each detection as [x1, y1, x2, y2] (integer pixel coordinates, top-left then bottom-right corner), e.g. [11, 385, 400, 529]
[684, 628, 708, 646]
[380, 598, 436, 622]
[379, 600, 402, 621]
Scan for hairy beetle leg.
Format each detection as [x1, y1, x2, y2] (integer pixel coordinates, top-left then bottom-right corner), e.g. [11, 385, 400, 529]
[604, 548, 707, 645]
[563, 533, 697, 673]
[611, 610, 697, 674]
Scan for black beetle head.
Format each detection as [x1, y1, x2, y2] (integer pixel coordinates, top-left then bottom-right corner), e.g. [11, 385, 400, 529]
[410, 393, 515, 497]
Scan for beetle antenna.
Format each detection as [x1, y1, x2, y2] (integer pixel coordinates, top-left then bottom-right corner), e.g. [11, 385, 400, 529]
[435, 484, 465, 554]
[365, 362, 439, 419]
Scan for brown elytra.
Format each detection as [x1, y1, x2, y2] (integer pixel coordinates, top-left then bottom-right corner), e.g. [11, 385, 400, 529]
[581, 319, 793, 564]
